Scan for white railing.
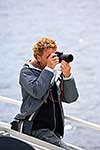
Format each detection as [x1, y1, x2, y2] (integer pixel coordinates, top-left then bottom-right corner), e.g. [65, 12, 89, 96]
[1, 95, 100, 150]
[0, 96, 21, 106]
[0, 95, 87, 150]
[0, 96, 86, 150]
[0, 122, 85, 150]
[0, 96, 100, 131]
[64, 115, 100, 131]
[0, 121, 63, 150]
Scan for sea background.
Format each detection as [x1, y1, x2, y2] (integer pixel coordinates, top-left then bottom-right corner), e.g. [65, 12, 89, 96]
[0, 0, 100, 149]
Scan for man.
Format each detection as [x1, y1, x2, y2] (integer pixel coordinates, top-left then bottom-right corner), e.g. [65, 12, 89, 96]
[14, 37, 79, 149]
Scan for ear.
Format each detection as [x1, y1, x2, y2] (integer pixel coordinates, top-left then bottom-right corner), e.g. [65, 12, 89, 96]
[36, 55, 42, 62]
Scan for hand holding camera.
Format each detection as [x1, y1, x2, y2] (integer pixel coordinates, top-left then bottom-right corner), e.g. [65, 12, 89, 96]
[61, 60, 71, 78]
[47, 51, 73, 75]
[47, 53, 59, 69]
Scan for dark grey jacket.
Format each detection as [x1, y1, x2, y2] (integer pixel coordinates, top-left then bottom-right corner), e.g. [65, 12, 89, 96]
[15, 64, 79, 120]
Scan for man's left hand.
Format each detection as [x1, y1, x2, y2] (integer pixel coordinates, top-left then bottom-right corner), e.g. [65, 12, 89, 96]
[61, 60, 71, 78]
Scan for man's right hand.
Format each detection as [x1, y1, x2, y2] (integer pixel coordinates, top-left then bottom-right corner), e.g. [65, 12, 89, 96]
[47, 53, 59, 69]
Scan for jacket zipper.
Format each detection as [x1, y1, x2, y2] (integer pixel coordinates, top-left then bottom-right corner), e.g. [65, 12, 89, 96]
[49, 88, 56, 131]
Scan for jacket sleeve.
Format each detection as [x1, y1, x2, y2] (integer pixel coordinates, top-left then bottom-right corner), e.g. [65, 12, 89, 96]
[62, 77, 79, 103]
[19, 67, 54, 99]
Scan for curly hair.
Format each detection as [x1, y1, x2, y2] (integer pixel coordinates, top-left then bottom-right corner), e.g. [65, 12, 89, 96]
[32, 37, 57, 58]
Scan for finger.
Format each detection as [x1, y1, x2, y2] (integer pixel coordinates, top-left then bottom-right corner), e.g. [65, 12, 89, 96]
[52, 56, 59, 62]
[62, 61, 71, 68]
[61, 63, 71, 71]
[61, 60, 69, 66]
[49, 53, 57, 58]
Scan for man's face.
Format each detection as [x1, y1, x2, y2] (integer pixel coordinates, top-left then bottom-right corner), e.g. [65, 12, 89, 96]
[37, 48, 57, 68]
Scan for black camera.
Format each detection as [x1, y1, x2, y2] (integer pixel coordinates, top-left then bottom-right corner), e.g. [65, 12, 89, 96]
[55, 52, 74, 63]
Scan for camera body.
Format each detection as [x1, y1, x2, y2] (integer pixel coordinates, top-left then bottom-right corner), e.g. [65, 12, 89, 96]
[55, 52, 74, 63]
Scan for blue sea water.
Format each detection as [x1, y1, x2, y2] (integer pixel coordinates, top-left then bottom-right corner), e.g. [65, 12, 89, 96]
[0, 0, 100, 149]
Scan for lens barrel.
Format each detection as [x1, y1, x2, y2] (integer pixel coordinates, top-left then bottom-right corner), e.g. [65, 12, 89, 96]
[55, 52, 74, 63]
